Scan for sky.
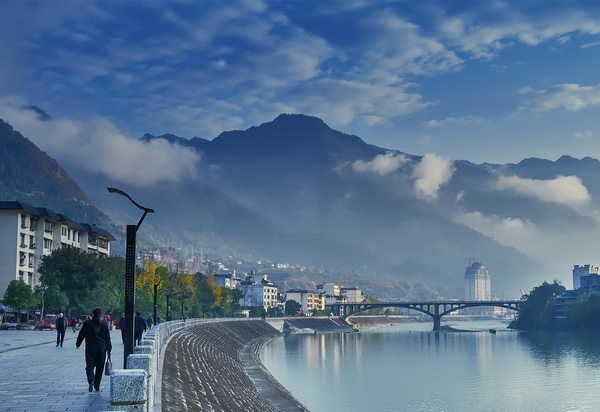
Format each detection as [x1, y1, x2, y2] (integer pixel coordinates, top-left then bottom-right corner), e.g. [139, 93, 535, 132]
[2, 0, 600, 165]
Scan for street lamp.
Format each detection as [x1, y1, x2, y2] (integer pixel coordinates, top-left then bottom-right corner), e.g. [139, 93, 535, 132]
[107, 187, 154, 368]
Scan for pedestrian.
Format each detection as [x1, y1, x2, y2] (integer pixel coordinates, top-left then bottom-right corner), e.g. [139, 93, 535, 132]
[56, 312, 67, 347]
[134, 311, 147, 345]
[70, 317, 77, 333]
[146, 315, 152, 328]
[118, 314, 126, 344]
[76, 307, 112, 392]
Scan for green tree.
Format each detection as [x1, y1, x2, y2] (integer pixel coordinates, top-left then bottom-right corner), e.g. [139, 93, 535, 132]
[510, 280, 565, 330]
[43, 285, 69, 313]
[3, 280, 36, 322]
[37, 246, 106, 313]
[285, 299, 301, 316]
[569, 293, 600, 330]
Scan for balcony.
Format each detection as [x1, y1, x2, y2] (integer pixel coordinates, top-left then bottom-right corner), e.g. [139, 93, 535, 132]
[20, 244, 27, 248]
[29, 243, 36, 249]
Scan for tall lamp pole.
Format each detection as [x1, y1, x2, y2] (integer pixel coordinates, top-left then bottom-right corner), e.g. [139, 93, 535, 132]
[107, 187, 154, 368]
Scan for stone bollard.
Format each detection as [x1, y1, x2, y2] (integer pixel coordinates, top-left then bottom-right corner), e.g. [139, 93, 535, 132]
[127, 354, 154, 410]
[110, 369, 148, 411]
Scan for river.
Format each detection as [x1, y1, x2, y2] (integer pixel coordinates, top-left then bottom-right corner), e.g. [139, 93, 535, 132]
[260, 319, 600, 411]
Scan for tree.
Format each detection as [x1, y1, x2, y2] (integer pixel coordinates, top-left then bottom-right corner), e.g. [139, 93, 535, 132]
[37, 246, 106, 313]
[510, 280, 565, 330]
[569, 293, 600, 330]
[285, 300, 301, 316]
[3, 280, 36, 322]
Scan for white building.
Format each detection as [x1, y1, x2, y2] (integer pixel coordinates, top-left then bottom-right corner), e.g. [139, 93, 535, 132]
[572, 264, 600, 289]
[317, 282, 340, 297]
[214, 269, 240, 289]
[239, 275, 279, 309]
[0, 201, 115, 296]
[340, 287, 362, 303]
[464, 261, 491, 301]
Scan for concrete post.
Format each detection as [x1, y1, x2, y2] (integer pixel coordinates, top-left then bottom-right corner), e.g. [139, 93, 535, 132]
[110, 369, 148, 411]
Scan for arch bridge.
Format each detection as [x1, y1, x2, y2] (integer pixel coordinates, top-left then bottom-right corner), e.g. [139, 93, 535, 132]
[328, 300, 521, 330]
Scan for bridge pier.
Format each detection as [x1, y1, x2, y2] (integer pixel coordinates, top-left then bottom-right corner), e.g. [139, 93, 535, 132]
[432, 316, 441, 331]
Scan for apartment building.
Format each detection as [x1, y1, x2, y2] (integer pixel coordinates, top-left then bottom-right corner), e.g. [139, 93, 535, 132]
[286, 289, 326, 314]
[238, 275, 279, 309]
[0, 201, 115, 296]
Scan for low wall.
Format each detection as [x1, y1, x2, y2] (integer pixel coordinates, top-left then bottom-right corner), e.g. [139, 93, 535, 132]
[109, 317, 348, 411]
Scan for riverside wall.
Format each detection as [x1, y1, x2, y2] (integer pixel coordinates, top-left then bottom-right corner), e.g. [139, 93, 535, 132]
[110, 317, 352, 411]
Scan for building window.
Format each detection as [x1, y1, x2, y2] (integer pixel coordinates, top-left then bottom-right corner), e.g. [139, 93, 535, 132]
[21, 215, 27, 228]
[28, 273, 33, 285]
[61, 226, 67, 236]
[18, 271, 24, 282]
[44, 220, 53, 233]
[31, 218, 38, 231]
[44, 239, 53, 250]
[20, 233, 26, 247]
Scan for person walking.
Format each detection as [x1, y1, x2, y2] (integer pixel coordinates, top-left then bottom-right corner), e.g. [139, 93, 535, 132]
[134, 311, 147, 346]
[76, 307, 112, 392]
[56, 313, 67, 347]
[70, 317, 78, 332]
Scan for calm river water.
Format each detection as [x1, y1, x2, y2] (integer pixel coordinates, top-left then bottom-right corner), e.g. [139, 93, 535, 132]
[260, 319, 600, 412]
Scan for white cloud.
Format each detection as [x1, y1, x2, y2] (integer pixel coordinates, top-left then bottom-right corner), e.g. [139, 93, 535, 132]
[423, 115, 483, 128]
[351, 152, 409, 176]
[456, 211, 537, 251]
[581, 41, 600, 49]
[494, 175, 591, 206]
[412, 153, 455, 201]
[0, 101, 199, 186]
[518, 83, 600, 112]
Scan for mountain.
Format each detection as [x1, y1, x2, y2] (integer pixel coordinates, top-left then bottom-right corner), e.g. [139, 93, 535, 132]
[141, 114, 546, 297]
[0, 119, 112, 228]
[8, 111, 599, 299]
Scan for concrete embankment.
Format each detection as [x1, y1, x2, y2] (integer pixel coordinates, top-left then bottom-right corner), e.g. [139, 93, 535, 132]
[161, 319, 311, 412]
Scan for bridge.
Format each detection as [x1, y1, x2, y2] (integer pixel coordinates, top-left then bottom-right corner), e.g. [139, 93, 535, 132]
[327, 300, 522, 330]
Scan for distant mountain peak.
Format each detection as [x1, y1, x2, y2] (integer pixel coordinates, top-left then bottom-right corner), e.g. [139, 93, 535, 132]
[21, 105, 51, 121]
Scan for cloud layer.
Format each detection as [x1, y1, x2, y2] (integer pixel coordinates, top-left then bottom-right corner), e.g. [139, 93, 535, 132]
[494, 175, 591, 206]
[0, 101, 199, 186]
[412, 153, 455, 201]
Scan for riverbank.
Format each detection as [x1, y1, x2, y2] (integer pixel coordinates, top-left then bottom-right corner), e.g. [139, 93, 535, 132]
[346, 315, 422, 330]
[161, 319, 309, 412]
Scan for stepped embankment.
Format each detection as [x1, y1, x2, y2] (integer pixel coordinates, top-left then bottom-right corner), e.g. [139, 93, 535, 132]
[161, 319, 309, 412]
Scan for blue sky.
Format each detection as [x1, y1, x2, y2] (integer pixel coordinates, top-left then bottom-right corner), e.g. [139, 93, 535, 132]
[2, 1, 600, 164]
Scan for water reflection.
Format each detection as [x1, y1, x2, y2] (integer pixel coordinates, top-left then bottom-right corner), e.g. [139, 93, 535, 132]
[519, 330, 600, 367]
[262, 321, 600, 412]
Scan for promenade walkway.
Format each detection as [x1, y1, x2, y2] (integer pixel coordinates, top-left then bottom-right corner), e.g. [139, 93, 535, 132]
[0, 328, 123, 411]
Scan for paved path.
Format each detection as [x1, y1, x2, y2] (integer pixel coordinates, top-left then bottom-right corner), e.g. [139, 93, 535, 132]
[0, 328, 124, 412]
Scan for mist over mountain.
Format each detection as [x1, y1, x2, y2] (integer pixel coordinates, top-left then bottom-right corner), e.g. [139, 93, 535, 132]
[4, 110, 599, 299]
[0, 119, 112, 228]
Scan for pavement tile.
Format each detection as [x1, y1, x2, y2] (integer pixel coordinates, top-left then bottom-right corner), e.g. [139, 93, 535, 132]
[0, 329, 124, 412]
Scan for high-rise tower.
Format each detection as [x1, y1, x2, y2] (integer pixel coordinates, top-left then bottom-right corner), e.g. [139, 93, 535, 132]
[464, 260, 491, 301]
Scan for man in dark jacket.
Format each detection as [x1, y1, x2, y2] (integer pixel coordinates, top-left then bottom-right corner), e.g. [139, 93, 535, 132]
[76, 308, 112, 392]
[56, 313, 67, 347]
[134, 311, 147, 346]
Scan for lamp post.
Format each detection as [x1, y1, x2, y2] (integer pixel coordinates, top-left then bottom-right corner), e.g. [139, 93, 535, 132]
[107, 187, 154, 368]
[153, 279, 162, 326]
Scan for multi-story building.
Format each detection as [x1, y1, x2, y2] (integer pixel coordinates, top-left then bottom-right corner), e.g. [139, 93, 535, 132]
[317, 282, 340, 297]
[464, 261, 491, 301]
[0, 201, 115, 296]
[285, 289, 325, 314]
[464, 260, 491, 315]
[340, 287, 362, 303]
[572, 264, 600, 289]
[239, 274, 279, 309]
